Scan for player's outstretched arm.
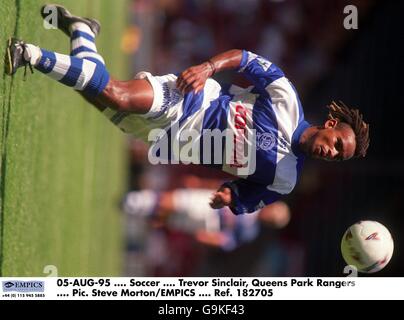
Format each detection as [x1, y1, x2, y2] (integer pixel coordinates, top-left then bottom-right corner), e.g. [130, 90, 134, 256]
[176, 49, 243, 94]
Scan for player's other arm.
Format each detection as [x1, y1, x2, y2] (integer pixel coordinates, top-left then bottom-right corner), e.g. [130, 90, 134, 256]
[176, 49, 243, 94]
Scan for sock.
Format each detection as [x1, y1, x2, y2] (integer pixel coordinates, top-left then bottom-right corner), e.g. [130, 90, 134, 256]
[69, 21, 93, 35]
[26, 22, 109, 96]
[24, 44, 42, 66]
[34, 48, 109, 96]
[69, 22, 105, 66]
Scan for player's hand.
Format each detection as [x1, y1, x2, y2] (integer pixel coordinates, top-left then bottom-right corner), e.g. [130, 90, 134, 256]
[209, 186, 232, 209]
[176, 61, 214, 94]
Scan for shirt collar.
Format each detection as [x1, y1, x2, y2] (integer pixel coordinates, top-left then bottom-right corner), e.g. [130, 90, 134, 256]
[291, 120, 311, 157]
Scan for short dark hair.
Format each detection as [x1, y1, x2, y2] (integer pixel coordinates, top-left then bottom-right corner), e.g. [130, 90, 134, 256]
[327, 101, 370, 158]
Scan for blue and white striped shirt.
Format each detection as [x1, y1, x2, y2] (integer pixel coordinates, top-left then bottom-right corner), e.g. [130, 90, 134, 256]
[111, 50, 310, 215]
[167, 51, 309, 214]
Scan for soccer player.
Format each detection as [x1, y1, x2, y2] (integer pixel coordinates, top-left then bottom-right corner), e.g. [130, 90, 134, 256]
[6, 4, 370, 215]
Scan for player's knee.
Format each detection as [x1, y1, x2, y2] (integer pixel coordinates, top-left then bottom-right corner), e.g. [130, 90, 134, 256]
[101, 79, 131, 111]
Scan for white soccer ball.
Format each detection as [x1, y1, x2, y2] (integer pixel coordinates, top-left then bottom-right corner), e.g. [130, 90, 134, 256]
[341, 221, 394, 273]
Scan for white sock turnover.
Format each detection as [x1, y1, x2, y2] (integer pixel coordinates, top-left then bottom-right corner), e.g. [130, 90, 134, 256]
[24, 44, 42, 66]
[69, 22, 95, 37]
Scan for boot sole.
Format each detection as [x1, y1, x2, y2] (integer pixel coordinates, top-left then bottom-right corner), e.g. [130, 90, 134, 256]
[5, 37, 14, 75]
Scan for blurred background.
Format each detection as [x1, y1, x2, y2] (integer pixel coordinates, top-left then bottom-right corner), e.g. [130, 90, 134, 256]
[120, 0, 403, 277]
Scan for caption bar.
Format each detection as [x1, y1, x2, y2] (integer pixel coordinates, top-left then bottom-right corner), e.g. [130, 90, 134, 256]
[0, 277, 402, 300]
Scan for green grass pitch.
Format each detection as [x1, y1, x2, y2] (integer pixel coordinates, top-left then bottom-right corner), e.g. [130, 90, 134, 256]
[0, 0, 128, 276]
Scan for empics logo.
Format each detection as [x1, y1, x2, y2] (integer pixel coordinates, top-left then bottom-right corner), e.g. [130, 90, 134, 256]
[3, 282, 14, 289]
[2, 281, 45, 293]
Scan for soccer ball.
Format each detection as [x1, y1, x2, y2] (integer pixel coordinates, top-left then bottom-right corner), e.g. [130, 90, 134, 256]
[341, 221, 394, 273]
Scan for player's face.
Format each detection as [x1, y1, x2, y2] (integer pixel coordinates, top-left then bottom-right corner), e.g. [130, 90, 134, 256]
[309, 120, 356, 161]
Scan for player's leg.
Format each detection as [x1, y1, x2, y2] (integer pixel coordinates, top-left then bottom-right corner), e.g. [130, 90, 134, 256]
[94, 77, 153, 114]
[6, 5, 154, 115]
[67, 20, 154, 113]
[6, 39, 154, 115]
[6, 38, 111, 100]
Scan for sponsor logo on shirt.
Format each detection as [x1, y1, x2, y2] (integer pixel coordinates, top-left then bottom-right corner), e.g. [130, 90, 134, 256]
[231, 104, 248, 168]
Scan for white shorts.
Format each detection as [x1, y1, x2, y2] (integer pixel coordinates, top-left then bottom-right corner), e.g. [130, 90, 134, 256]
[101, 71, 221, 143]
